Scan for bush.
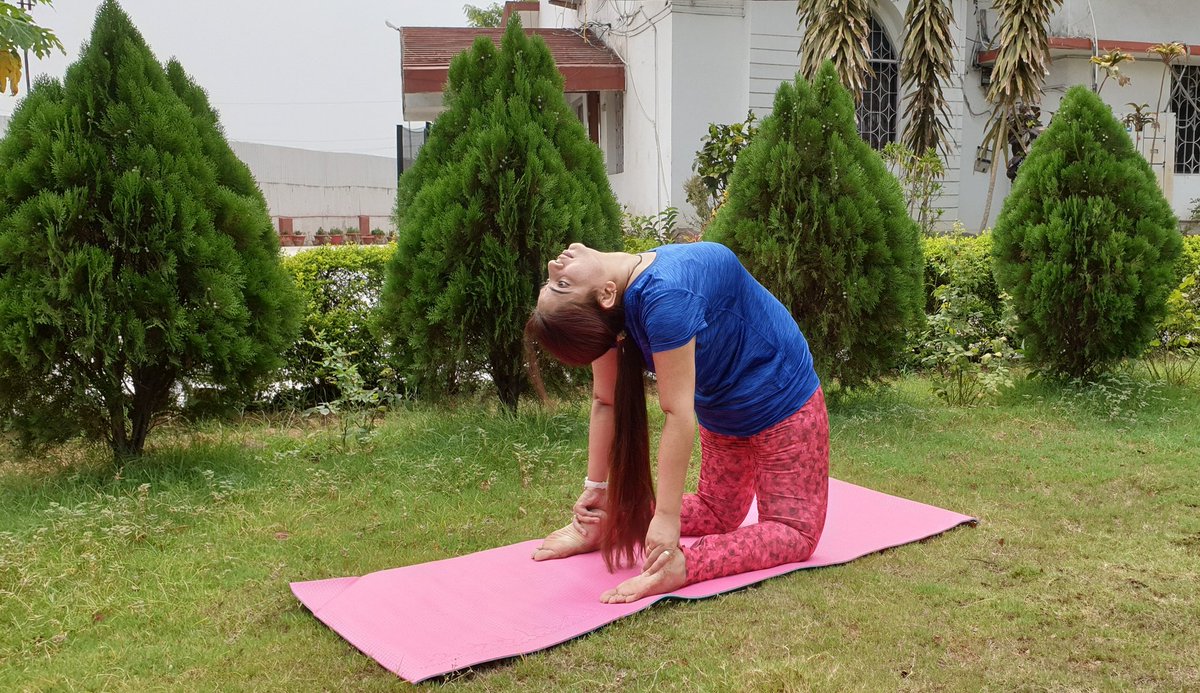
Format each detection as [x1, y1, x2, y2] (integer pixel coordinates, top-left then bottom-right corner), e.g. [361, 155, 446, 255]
[707, 62, 925, 388]
[623, 206, 678, 254]
[992, 86, 1182, 380]
[881, 142, 945, 236]
[692, 111, 758, 219]
[1176, 234, 1200, 283]
[279, 245, 394, 405]
[1143, 272, 1199, 386]
[922, 229, 1001, 318]
[918, 284, 1021, 405]
[0, 2, 298, 459]
[383, 17, 621, 410]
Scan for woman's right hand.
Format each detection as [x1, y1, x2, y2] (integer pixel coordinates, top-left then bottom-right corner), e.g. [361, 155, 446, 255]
[572, 487, 607, 535]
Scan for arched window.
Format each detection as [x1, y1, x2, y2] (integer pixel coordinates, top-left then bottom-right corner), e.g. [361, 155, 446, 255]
[1173, 65, 1200, 174]
[857, 16, 899, 149]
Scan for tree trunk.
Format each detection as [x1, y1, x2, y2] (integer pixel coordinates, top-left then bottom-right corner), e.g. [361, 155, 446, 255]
[491, 343, 522, 413]
[979, 114, 1008, 230]
[109, 397, 133, 463]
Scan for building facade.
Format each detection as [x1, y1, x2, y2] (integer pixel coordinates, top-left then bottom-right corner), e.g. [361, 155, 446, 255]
[401, 0, 1200, 231]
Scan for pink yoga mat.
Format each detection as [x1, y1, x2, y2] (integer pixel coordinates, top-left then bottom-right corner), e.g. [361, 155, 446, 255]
[291, 478, 974, 682]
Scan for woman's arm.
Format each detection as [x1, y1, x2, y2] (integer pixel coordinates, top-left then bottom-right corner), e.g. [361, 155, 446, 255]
[571, 348, 617, 530]
[586, 348, 618, 484]
[642, 338, 697, 567]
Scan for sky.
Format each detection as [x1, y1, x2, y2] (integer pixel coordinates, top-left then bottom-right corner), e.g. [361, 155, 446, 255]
[0, 0, 478, 157]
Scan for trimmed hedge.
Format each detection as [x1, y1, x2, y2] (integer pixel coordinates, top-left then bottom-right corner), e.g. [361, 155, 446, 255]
[1178, 234, 1200, 282]
[279, 245, 395, 405]
[922, 232, 1001, 318]
[921, 234, 1200, 313]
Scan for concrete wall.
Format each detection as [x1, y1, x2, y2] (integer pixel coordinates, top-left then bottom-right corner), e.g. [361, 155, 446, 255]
[0, 112, 397, 237]
[672, 5, 749, 226]
[230, 142, 397, 237]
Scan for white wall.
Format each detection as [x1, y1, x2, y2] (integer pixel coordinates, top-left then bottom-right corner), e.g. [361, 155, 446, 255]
[0, 114, 396, 237]
[671, 7, 750, 226]
[1051, 0, 1190, 41]
[230, 142, 397, 237]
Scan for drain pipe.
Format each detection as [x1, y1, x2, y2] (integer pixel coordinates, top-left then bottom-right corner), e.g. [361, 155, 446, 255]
[1087, 0, 1099, 92]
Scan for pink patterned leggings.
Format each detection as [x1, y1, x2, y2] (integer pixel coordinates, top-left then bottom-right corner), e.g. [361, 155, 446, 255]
[679, 387, 829, 584]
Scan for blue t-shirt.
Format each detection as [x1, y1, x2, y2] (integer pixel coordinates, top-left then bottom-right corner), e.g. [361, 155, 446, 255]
[623, 242, 820, 437]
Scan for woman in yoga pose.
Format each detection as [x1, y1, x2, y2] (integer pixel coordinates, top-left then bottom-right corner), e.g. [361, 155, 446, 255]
[524, 241, 829, 603]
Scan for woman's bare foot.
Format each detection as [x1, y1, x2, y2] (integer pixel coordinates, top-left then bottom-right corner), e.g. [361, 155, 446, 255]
[600, 548, 687, 603]
[531, 520, 599, 561]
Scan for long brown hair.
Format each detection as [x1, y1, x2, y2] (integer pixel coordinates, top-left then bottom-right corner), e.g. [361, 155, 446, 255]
[525, 299, 653, 571]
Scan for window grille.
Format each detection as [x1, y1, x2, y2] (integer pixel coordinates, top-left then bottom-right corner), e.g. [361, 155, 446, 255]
[1172, 65, 1200, 174]
[857, 16, 899, 150]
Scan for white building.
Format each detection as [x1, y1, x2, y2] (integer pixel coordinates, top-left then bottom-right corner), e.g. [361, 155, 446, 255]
[400, 0, 1200, 232]
[0, 114, 398, 241]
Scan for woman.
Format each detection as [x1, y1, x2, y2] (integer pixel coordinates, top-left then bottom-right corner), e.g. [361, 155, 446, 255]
[525, 241, 828, 604]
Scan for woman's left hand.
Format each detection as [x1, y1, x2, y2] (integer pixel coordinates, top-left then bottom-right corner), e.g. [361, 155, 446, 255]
[642, 511, 681, 573]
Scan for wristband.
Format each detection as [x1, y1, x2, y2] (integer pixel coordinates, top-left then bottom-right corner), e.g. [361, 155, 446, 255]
[583, 477, 609, 491]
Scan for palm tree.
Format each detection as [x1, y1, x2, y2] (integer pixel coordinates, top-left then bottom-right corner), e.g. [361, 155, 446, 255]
[799, 0, 956, 163]
[797, 0, 874, 101]
[978, 0, 1063, 228]
[797, 0, 1061, 229]
[899, 0, 955, 156]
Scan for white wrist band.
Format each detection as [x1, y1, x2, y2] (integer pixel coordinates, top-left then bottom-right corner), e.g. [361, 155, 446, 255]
[583, 477, 609, 490]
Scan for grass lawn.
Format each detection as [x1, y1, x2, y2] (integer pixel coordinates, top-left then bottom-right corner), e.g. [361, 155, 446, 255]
[2, 371, 1198, 691]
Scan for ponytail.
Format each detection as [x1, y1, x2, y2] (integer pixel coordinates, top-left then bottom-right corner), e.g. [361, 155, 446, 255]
[600, 333, 654, 570]
[525, 301, 655, 571]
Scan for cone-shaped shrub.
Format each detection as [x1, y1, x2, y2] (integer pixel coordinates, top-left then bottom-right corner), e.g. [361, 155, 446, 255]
[0, 1, 298, 459]
[382, 17, 621, 409]
[707, 62, 924, 387]
[164, 59, 300, 402]
[992, 85, 1181, 379]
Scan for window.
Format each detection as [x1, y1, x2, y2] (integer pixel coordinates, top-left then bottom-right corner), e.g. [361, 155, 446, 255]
[857, 16, 899, 150]
[604, 91, 624, 175]
[1173, 65, 1200, 174]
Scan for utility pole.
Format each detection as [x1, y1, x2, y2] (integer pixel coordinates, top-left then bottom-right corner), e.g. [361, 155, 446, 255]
[17, 0, 33, 93]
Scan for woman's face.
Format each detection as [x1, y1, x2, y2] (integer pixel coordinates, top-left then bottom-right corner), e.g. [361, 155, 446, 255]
[537, 243, 608, 310]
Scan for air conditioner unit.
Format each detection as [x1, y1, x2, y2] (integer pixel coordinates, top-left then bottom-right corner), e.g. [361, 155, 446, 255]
[1123, 110, 1175, 204]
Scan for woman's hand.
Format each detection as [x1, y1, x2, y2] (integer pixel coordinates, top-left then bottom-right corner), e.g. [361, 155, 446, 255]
[572, 487, 607, 536]
[641, 510, 681, 572]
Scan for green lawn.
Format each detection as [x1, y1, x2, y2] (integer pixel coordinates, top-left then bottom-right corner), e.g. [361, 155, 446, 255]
[2, 372, 1198, 691]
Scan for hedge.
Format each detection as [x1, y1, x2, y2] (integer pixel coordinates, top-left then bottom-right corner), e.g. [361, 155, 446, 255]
[278, 244, 395, 405]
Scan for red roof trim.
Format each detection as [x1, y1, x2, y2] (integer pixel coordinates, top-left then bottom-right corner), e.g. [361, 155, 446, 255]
[400, 27, 625, 95]
[977, 37, 1200, 65]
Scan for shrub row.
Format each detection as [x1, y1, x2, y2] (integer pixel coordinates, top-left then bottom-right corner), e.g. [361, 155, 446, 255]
[269, 235, 1200, 406]
[277, 245, 395, 406]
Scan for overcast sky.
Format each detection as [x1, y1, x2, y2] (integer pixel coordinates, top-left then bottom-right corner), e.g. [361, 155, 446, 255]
[0, 1, 483, 157]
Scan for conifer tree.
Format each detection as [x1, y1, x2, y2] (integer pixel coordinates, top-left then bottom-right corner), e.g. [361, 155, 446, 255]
[0, 0, 298, 459]
[382, 17, 621, 409]
[991, 85, 1181, 379]
[164, 59, 300, 397]
[707, 62, 924, 387]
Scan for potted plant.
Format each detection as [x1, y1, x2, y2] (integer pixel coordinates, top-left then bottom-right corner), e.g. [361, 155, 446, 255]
[345, 226, 361, 245]
[328, 227, 345, 246]
[314, 227, 328, 246]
